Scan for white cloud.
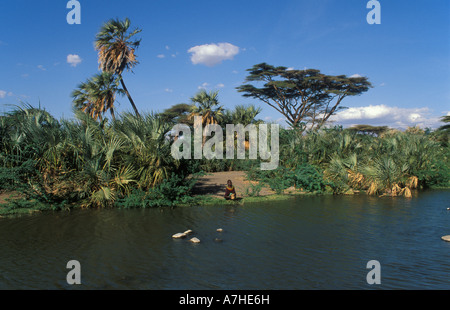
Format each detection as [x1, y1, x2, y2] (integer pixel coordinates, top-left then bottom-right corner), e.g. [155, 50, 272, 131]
[349, 74, 362, 78]
[157, 54, 165, 59]
[276, 117, 287, 124]
[164, 88, 173, 93]
[409, 113, 421, 122]
[188, 43, 239, 67]
[334, 105, 391, 120]
[37, 65, 46, 71]
[198, 82, 210, 90]
[0, 91, 15, 99]
[197, 82, 225, 90]
[329, 104, 443, 129]
[67, 54, 82, 67]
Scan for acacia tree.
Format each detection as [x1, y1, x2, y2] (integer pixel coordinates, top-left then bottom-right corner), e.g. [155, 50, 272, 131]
[236, 63, 372, 130]
[438, 115, 450, 133]
[348, 125, 389, 136]
[159, 103, 194, 126]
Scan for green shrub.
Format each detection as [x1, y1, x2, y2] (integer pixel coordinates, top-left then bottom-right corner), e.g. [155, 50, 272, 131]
[116, 172, 203, 208]
[245, 164, 326, 194]
[291, 164, 327, 193]
[245, 182, 263, 197]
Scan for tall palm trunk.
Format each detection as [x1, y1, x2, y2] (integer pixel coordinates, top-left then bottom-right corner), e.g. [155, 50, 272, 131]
[110, 108, 116, 121]
[120, 76, 140, 118]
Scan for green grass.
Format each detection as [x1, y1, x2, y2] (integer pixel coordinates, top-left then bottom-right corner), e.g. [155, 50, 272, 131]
[0, 199, 44, 217]
[0, 187, 331, 217]
[0, 194, 74, 217]
[188, 190, 322, 207]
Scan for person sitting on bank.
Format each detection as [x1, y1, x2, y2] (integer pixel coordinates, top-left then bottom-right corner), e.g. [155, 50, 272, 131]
[224, 180, 236, 200]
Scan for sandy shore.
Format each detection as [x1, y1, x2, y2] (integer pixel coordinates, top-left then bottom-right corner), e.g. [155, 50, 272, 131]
[0, 171, 276, 209]
[191, 171, 275, 198]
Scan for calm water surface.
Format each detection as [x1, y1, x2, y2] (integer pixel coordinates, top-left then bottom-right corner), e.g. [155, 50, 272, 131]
[0, 190, 449, 289]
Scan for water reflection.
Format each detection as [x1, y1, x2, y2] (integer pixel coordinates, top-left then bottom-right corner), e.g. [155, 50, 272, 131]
[0, 190, 449, 289]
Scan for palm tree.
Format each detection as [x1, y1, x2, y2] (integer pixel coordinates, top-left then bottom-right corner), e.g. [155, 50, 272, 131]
[225, 104, 263, 151]
[189, 90, 224, 125]
[189, 90, 224, 145]
[95, 18, 142, 117]
[113, 112, 173, 189]
[72, 72, 123, 121]
[230, 104, 262, 126]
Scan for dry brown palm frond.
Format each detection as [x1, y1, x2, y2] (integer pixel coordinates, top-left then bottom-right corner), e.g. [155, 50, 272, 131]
[367, 181, 378, 196]
[407, 176, 419, 189]
[348, 170, 365, 188]
[391, 183, 402, 196]
[98, 41, 138, 74]
[403, 187, 412, 198]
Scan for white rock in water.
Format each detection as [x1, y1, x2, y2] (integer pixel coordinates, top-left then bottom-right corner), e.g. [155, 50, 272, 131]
[190, 237, 201, 243]
[172, 233, 186, 239]
[442, 235, 450, 242]
[217, 228, 224, 232]
[184, 230, 193, 235]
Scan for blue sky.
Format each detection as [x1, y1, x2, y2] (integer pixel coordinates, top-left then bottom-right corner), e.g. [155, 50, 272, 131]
[0, 0, 449, 129]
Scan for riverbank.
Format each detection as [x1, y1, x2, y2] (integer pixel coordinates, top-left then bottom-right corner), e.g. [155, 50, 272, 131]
[0, 191, 45, 217]
[1, 170, 448, 217]
[0, 171, 312, 217]
[191, 171, 275, 198]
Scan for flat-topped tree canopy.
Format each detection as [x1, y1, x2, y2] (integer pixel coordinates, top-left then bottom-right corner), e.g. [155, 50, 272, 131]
[237, 63, 372, 130]
[348, 125, 390, 136]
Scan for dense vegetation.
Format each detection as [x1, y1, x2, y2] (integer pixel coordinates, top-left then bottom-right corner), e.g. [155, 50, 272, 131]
[1, 17, 448, 215]
[0, 104, 448, 215]
[0, 103, 264, 213]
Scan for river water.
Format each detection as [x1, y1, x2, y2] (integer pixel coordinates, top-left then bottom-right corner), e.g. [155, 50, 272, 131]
[0, 190, 449, 290]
